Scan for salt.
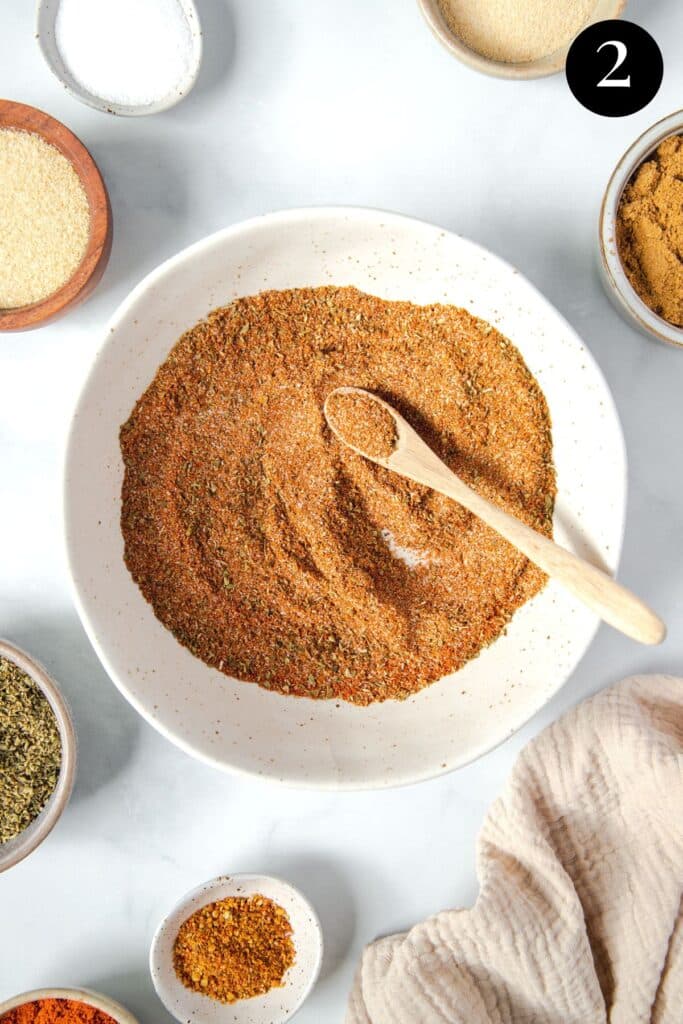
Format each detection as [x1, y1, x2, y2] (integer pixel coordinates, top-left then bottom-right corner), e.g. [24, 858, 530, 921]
[55, 0, 194, 108]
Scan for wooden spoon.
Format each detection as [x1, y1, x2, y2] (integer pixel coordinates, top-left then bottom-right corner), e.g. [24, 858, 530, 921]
[324, 387, 666, 646]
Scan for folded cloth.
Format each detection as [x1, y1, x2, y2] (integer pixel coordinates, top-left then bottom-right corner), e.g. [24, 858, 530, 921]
[346, 676, 683, 1024]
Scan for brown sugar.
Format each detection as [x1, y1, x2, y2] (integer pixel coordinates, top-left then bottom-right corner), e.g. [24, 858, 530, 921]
[120, 286, 555, 705]
[326, 390, 398, 459]
[617, 134, 683, 327]
[173, 894, 295, 1003]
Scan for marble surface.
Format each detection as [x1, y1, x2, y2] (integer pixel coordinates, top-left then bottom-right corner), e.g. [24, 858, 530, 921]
[1, 1, 681, 1020]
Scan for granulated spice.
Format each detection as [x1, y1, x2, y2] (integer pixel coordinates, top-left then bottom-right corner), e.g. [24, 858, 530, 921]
[326, 390, 398, 459]
[0, 128, 90, 309]
[617, 134, 683, 327]
[0, 998, 117, 1024]
[0, 656, 61, 843]
[173, 894, 296, 1003]
[437, 0, 598, 63]
[120, 286, 555, 705]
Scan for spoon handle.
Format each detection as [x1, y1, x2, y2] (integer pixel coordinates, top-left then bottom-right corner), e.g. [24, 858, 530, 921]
[390, 443, 666, 646]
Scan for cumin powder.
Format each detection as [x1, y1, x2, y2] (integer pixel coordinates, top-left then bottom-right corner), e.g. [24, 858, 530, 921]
[120, 286, 555, 705]
[617, 134, 683, 327]
[173, 894, 295, 1003]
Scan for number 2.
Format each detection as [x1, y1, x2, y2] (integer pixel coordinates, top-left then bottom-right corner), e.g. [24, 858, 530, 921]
[597, 40, 631, 88]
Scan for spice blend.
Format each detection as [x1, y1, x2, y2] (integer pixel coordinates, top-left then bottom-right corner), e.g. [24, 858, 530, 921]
[437, 0, 597, 63]
[121, 286, 555, 705]
[0, 999, 117, 1024]
[173, 894, 296, 1003]
[326, 390, 398, 459]
[617, 134, 683, 327]
[0, 128, 90, 309]
[0, 656, 61, 844]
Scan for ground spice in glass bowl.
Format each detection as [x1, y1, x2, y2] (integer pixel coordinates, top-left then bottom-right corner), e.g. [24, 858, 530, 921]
[173, 895, 296, 1003]
[616, 133, 683, 328]
[120, 285, 555, 706]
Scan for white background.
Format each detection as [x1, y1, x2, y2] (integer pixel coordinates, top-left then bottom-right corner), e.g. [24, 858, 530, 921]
[1, 1, 681, 1020]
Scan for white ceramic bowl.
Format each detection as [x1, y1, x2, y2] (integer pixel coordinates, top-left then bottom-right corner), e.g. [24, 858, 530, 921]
[599, 109, 683, 349]
[0, 989, 139, 1024]
[150, 874, 323, 1024]
[417, 0, 626, 78]
[0, 639, 76, 873]
[36, 0, 203, 116]
[64, 207, 626, 789]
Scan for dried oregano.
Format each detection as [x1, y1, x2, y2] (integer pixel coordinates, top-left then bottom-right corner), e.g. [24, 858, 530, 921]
[0, 656, 62, 844]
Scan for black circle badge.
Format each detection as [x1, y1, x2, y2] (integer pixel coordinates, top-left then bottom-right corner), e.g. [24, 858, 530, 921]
[566, 20, 663, 117]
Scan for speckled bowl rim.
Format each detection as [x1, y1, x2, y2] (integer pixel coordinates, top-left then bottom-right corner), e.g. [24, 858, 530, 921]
[0, 640, 76, 873]
[150, 873, 323, 1024]
[0, 988, 139, 1024]
[599, 109, 683, 349]
[416, 0, 627, 79]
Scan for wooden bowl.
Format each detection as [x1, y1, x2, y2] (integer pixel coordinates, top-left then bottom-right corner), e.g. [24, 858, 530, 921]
[0, 99, 112, 331]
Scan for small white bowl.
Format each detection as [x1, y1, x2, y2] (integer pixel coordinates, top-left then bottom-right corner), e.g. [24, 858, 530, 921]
[417, 0, 626, 78]
[599, 109, 683, 349]
[36, 0, 203, 117]
[0, 639, 76, 873]
[0, 988, 139, 1024]
[150, 874, 323, 1024]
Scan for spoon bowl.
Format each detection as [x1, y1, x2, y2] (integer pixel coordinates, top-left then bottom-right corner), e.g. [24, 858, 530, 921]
[37, 0, 203, 116]
[325, 387, 666, 646]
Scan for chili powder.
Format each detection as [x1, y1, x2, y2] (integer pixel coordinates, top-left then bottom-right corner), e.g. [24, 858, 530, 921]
[120, 286, 555, 705]
[0, 999, 117, 1024]
[173, 894, 295, 1003]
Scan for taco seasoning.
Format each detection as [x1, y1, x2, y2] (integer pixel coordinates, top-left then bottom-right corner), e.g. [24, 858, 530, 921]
[326, 390, 398, 458]
[0, 655, 62, 843]
[173, 894, 296, 1003]
[121, 286, 555, 706]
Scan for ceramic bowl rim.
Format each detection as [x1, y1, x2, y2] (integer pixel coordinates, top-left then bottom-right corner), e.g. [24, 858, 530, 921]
[0, 988, 139, 1024]
[63, 204, 627, 791]
[0, 639, 77, 873]
[149, 872, 324, 1024]
[35, 0, 203, 117]
[599, 108, 683, 349]
[415, 0, 627, 79]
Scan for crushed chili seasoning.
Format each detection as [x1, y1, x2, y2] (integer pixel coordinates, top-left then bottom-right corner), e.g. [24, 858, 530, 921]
[173, 894, 296, 1003]
[326, 390, 398, 459]
[0, 998, 117, 1024]
[120, 286, 555, 705]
